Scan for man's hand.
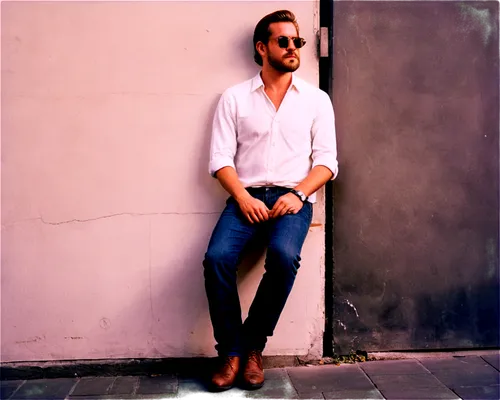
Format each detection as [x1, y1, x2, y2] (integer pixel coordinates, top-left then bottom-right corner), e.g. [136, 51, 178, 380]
[269, 193, 304, 218]
[236, 193, 270, 224]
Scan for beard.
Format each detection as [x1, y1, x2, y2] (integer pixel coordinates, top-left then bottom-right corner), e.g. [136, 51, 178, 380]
[268, 52, 300, 72]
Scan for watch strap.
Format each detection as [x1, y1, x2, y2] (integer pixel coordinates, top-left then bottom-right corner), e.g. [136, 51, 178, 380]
[290, 189, 307, 202]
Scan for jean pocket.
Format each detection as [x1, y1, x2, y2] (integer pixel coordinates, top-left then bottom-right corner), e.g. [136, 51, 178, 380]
[303, 202, 313, 221]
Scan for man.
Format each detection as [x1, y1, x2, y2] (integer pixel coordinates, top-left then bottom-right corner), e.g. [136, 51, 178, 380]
[203, 10, 338, 391]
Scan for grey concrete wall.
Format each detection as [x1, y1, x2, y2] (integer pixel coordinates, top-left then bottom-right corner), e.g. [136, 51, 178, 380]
[331, 1, 499, 352]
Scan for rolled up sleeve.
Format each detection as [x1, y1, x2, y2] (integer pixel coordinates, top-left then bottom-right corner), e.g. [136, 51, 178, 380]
[209, 92, 237, 177]
[311, 91, 339, 179]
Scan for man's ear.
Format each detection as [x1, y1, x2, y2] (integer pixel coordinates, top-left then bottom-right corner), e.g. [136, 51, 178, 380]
[256, 42, 266, 59]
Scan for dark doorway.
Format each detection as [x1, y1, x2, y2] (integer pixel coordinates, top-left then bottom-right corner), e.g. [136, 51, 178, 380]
[325, 0, 499, 354]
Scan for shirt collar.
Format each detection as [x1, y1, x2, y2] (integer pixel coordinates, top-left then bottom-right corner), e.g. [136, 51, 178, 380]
[251, 72, 303, 93]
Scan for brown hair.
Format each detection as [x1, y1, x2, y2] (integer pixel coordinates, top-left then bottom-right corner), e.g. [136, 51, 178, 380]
[253, 10, 300, 66]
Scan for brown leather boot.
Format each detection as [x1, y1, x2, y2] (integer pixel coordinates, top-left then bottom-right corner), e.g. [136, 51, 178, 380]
[243, 350, 265, 389]
[210, 356, 241, 391]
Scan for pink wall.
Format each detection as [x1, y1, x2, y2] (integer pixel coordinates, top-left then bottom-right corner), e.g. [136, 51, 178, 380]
[1, 1, 326, 362]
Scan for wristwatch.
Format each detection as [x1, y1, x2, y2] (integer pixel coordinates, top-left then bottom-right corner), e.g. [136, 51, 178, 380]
[290, 189, 308, 202]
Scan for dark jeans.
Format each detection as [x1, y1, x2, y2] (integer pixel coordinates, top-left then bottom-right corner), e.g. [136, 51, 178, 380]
[203, 186, 313, 356]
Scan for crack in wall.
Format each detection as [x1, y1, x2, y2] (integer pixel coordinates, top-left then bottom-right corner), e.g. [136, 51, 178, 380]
[2, 211, 221, 228]
[6, 92, 218, 99]
[148, 217, 155, 345]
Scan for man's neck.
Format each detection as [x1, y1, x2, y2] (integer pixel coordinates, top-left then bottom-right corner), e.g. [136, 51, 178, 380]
[260, 67, 292, 93]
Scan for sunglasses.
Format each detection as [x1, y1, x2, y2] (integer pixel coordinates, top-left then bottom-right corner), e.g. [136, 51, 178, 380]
[271, 36, 307, 49]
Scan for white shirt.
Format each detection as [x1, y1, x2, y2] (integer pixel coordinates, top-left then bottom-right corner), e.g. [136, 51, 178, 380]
[209, 72, 338, 203]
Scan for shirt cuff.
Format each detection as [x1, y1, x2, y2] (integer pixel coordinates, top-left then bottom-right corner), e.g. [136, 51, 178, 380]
[312, 157, 339, 180]
[209, 156, 236, 178]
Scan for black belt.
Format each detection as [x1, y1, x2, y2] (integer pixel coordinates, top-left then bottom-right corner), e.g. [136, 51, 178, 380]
[247, 186, 290, 192]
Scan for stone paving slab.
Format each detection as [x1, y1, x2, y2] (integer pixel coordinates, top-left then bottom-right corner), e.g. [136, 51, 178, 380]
[177, 377, 236, 398]
[421, 364, 499, 389]
[176, 377, 277, 398]
[245, 368, 298, 399]
[136, 375, 178, 395]
[322, 389, 384, 399]
[286, 364, 377, 397]
[379, 386, 460, 399]
[0, 381, 24, 399]
[68, 394, 141, 400]
[418, 356, 493, 371]
[360, 359, 429, 375]
[482, 354, 500, 372]
[10, 378, 77, 399]
[69, 377, 116, 397]
[368, 373, 449, 390]
[178, 377, 212, 393]
[175, 368, 301, 399]
[452, 384, 500, 400]
[0, 380, 25, 399]
[108, 376, 139, 395]
[417, 355, 500, 389]
[62, 395, 176, 399]
[296, 394, 324, 399]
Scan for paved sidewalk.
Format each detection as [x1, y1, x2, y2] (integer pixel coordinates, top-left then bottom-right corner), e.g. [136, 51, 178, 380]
[1, 352, 499, 399]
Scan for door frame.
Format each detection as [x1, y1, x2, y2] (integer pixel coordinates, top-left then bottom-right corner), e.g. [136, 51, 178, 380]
[319, 0, 335, 357]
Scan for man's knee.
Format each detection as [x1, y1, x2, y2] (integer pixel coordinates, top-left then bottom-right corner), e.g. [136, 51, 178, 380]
[266, 245, 302, 277]
[203, 245, 238, 275]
